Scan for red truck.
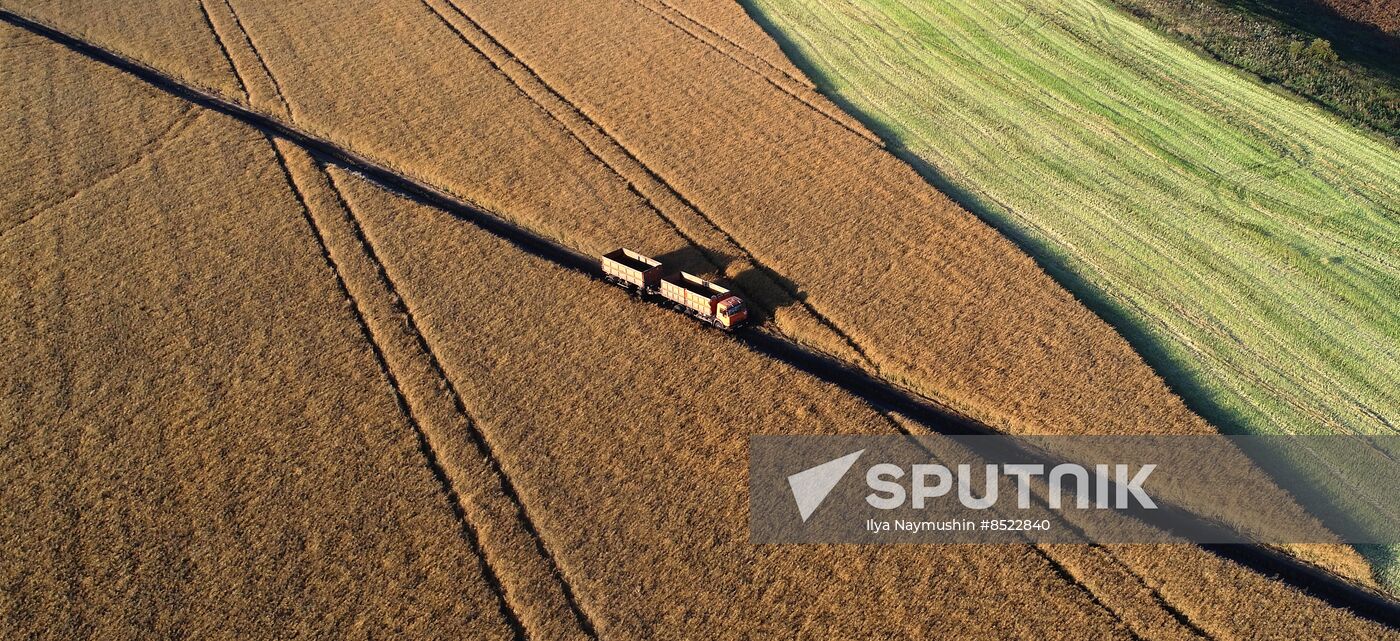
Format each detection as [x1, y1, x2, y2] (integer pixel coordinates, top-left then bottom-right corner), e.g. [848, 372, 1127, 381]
[601, 248, 748, 329]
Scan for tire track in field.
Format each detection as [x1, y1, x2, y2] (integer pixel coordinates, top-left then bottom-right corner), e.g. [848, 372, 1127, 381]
[877, 410, 1205, 640]
[876, 408, 1152, 639]
[412, 0, 731, 278]
[199, 9, 534, 638]
[651, 0, 815, 88]
[216, 0, 292, 120]
[319, 168, 600, 640]
[205, 6, 593, 637]
[270, 139, 527, 641]
[426, 0, 878, 370]
[628, 0, 882, 147]
[196, 0, 246, 103]
[1029, 546, 1149, 641]
[10, 12, 1396, 628]
[1085, 544, 1213, 640]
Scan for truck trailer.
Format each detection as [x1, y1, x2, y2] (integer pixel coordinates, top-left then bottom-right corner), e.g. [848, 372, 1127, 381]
[600, 248, 749, 329]
[601, 248, 667, 291]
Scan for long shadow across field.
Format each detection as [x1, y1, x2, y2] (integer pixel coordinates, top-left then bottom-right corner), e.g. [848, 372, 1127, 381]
[4, 6, 1398, 627]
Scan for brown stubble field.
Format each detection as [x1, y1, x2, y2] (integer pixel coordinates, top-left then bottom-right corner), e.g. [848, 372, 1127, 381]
[17, 0, 1367, 587]
[0, 24, 526, 639]
[5, 0, 1220, 440]
[331, 160, 1393, 639]
[1, 20, 1129, 639]
[2, 1, 1396, 639]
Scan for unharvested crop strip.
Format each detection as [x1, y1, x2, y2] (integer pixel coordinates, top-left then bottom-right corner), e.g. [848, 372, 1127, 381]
[266, 139, 527, 641]
[627, 0, 883, 146]
[7, 10, 1396, 625]
[431, 0, 877, 369]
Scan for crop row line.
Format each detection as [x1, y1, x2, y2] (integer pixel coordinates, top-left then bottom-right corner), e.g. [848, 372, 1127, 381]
[7, 9, 1392, 627]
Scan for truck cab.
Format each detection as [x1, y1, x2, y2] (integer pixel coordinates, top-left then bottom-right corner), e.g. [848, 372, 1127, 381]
[716, 296, 748, 328]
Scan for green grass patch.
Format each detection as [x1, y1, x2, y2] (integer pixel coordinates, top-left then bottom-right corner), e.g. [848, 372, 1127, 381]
[748, 0, 1400, 585]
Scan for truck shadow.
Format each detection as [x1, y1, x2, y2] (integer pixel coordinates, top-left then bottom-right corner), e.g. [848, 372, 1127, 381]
[654, 246, 725, 275]
[653, 247, 810, 325]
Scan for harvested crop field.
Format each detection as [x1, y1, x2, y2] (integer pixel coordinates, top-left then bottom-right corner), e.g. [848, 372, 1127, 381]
[1, 0, 1228, 442]
[0, 25, 522, 639]
[3, 0, 1399, 638]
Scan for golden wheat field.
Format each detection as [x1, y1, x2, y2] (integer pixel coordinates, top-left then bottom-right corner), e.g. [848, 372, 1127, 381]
[2, 0, 1397, 638]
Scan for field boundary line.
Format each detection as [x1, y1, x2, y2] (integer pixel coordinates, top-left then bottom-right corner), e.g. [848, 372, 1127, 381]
[428, 0, 878, 370]
[203, 7, 592, 636]
[627, 0, 882, 146]
[7, 9, 1396, 626]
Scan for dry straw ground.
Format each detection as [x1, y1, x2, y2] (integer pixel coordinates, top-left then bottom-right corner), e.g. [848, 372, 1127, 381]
[3, 3, 1395, 639]
[0, 24, 518, 639]
[336, 162, 1392, 639]
[6, 0, 1220, 440]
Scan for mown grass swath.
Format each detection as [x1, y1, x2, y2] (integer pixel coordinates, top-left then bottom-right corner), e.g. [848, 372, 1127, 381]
[750, 0, 1400, 589]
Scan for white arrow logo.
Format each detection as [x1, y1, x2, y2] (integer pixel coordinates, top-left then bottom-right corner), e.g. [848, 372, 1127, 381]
[788, 450, 865, 522]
